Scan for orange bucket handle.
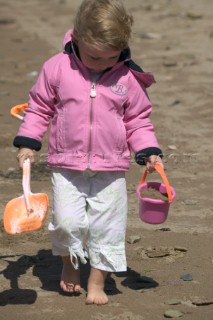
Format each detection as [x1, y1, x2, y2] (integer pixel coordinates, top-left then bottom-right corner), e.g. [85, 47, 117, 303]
[140, 164, 173, 203]
[10, 102, 28, 120]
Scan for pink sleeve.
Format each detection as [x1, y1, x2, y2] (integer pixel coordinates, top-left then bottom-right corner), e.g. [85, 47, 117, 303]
[124, 79, 160, 153]
[17, 61, 56, 142]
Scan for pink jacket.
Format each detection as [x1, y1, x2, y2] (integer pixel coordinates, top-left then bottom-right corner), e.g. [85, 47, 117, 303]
[14, 30, 162, 171]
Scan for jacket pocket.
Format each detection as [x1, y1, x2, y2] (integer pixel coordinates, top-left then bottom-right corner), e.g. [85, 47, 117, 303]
[52, 113, 64, 152]
[115, 117, 127, 152]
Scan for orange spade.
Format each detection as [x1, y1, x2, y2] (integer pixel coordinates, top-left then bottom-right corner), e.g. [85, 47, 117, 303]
[4, 158, 48, 234]
[10, 102, 28, 120]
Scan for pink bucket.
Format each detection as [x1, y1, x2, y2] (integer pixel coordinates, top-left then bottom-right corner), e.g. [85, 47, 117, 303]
[136, 164, 176, 224]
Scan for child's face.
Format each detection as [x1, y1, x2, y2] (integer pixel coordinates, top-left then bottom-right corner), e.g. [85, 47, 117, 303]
[77, 40, 121, 73]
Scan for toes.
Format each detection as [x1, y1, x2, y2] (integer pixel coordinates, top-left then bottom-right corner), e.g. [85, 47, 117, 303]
[85, 294, 108, 305]
[74, 284, 81, 293]
[60, 280, 82, 294]
[60, 280, 74, 293]
[96, 297, 108, 305]
[85, 297, 93, 305]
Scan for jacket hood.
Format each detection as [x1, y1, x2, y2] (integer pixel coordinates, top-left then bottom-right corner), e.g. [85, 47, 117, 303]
[63, 29, 73, 48]
[62, 29, 155, 88]
[126, 60, 156, 88]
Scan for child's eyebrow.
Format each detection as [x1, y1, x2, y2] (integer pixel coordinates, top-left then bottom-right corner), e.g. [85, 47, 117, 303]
[89, 55, 101, 60]
[110, 54, 120, 59]
[89, 54, 120, 60]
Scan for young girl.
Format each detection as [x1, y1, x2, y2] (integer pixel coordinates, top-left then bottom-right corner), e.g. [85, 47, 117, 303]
[14, 0, 163, 305]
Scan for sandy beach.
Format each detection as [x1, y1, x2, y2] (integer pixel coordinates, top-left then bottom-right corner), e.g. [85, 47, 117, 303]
[0, 0, 213, 319]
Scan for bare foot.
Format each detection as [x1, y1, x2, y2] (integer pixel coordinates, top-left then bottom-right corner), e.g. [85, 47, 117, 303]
[60, 256, 81, 293]
[85, 267, 108, 305]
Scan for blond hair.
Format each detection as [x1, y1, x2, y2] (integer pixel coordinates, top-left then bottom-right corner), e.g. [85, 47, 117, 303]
[74, 0, 133, 50]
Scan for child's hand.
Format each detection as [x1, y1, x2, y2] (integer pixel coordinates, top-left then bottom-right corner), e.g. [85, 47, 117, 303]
[145, 155, 163, 173]
[16, 147, 35, 168]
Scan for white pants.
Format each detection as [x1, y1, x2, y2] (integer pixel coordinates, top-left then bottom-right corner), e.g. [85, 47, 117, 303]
[48, 169, 128, 272]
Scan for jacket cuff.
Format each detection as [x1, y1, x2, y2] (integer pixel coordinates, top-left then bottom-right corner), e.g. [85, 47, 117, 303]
[135, 147, 163, 165]
[13, 136, 42, 151]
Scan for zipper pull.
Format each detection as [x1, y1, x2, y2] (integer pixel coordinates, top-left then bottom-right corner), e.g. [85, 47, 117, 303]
[90, 83, 96, 98]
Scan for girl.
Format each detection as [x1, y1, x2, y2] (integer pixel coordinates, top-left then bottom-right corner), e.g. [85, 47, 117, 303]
[14, 0, 163, 305]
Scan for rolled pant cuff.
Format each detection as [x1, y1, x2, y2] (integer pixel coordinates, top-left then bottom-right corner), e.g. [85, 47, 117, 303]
[88, 244, 127, 272]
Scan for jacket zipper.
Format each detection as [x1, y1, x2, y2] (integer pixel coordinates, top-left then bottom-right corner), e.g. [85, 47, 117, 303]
[88, 82, 96, 168]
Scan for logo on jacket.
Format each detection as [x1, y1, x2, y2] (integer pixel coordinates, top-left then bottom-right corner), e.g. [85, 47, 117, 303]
[111, 83, 127, 96]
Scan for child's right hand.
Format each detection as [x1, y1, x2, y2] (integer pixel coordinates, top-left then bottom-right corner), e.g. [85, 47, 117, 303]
[16, 147, 35, 168]
[145, 155, 163, 173]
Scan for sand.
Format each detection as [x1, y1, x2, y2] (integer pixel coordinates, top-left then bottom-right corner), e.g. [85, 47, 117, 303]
[0, 1, 213, 319]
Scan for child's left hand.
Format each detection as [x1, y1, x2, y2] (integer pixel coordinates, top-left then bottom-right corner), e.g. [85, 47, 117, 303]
[145, 155, 163, 173]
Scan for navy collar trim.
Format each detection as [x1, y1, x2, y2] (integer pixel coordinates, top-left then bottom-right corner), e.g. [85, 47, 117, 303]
[64, 41, 144, 74]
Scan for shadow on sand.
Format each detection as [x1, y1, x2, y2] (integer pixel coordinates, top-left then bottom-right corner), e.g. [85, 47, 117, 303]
[0, 250, 158, 306]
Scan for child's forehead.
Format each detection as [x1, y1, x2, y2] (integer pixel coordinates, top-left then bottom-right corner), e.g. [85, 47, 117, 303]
[79, 40, 121, 57]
